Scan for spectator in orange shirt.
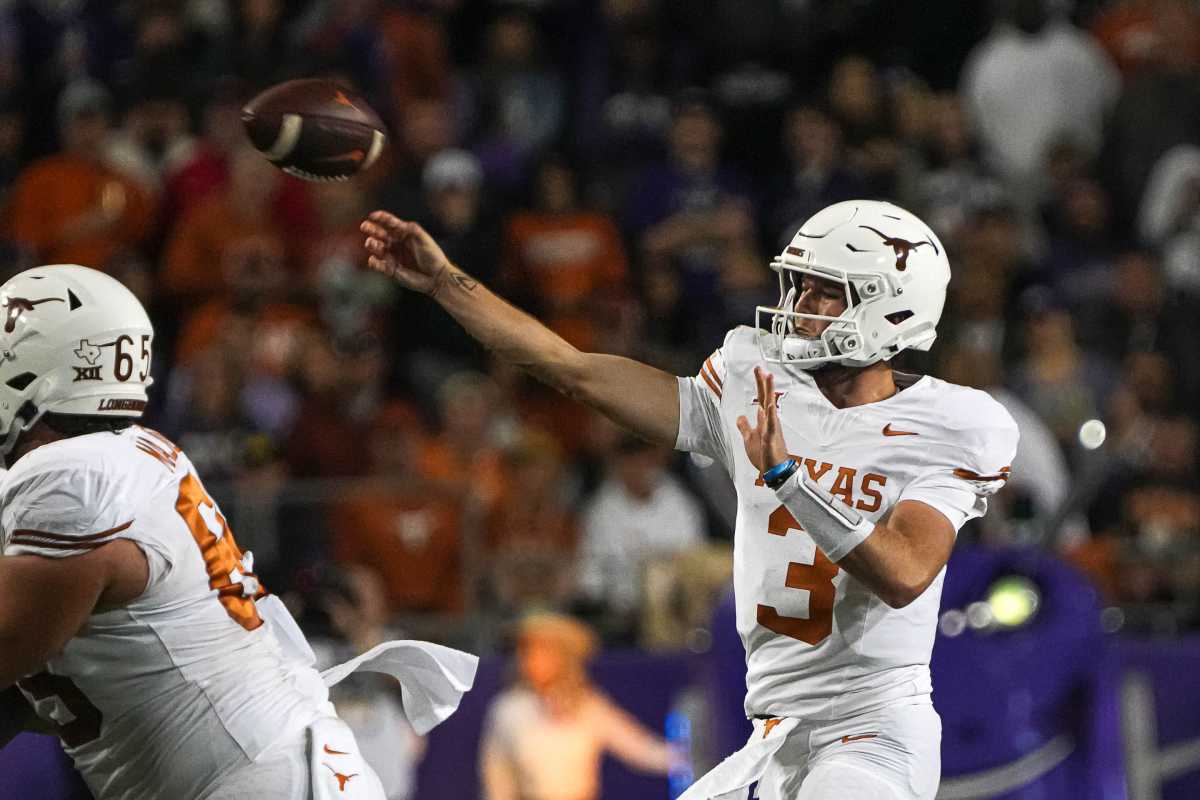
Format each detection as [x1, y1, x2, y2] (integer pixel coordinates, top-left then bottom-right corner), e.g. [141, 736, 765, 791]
[331, 402, 467, 615]
[488, 428, 578, 614]
[420, 370, 509, 513]
[501, 155, 629, 351]
[162, 145, 295, 305]
[1092, 0, 1200, 76]
[9, 80, 154, 270]
[173, 232, 317, 367]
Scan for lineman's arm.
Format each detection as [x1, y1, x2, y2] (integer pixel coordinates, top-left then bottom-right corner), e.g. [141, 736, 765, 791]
[362, 212, 679, 444]
[0, 540, 148, 688]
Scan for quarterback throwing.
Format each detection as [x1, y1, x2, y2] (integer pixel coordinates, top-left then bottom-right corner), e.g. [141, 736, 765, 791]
[362, 200, 1018, 800]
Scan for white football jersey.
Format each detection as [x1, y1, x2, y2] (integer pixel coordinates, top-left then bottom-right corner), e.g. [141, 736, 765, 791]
[0, 426, 329, 800]
[677, 327, 1019, 719]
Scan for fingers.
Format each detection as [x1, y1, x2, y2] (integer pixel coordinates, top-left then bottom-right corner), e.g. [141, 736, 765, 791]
[366, 210, 408, 236]
[366, 255, 394, 276]
[361, 212, 426, 247]
[763, 371, 777, 431]
[360, 220, 391, 240]
[753, 366, 778, 410]
[736, 415, 751, 441]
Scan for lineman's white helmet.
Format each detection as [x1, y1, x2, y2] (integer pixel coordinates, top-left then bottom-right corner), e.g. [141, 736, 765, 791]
[0, 265, 153, 455]
[757, 200, 950, 369]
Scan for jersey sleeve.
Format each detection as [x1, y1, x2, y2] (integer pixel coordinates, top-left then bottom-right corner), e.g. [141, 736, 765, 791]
[676, 334, 736, 469]
[1, 462, 174, 591]
[898, 409, 1021, 532]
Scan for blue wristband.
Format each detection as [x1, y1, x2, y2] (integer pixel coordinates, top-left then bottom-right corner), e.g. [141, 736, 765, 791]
[762, 458, 797, 484]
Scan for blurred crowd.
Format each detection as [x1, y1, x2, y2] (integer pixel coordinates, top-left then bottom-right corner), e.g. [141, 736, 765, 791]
[2, 0, 1200, 651]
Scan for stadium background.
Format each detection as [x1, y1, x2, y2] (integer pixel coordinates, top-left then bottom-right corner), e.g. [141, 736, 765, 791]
[1, 0, 1199, 797]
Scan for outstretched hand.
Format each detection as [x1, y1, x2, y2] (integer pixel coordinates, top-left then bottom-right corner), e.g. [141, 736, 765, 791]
[361, 211, 457, 297]
[736, 366, 790, 474]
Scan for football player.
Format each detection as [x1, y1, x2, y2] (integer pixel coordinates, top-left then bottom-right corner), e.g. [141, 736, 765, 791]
[0, 265, 476, 799]
[362, 200, 1018, 800]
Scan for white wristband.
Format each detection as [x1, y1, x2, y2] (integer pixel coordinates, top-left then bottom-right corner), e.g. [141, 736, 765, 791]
[774, 470, 877, 562]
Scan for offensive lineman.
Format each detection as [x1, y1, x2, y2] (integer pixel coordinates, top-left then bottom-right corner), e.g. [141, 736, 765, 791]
[361, 199, 1018, 800]
[0, 265, 476, 799]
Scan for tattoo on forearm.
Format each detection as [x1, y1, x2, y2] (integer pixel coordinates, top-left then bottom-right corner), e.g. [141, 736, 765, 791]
[451, 271, 478, 292]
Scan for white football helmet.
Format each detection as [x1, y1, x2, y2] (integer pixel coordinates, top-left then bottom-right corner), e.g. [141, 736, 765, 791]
[757, 200, 950, 369]
[0, 265, 153, 455]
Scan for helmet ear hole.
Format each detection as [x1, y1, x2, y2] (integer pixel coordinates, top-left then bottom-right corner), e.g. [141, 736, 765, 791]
[15, 400, 37, 424]
[885, 310, 914, 325]
[5, 372, 36, 391]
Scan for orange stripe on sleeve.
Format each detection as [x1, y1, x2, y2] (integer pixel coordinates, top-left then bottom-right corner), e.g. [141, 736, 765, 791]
[704, 356, 723, 388]
[953, 466, 1011, 482]
[10, 520, 134, 545]
[699, 366, 723, 398]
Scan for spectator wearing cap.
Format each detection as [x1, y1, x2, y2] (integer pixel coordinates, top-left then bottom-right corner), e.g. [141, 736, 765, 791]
[8, 79, 154, 269]
[480, 613, 673, 800]
[576, 435, 707, 628]
[393, 149, 502, 380]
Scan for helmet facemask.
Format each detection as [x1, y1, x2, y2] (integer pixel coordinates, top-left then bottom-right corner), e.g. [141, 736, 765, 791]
[756, 250, 892, 370]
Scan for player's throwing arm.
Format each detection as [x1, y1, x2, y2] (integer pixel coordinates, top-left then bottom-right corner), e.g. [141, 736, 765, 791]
[361, 211, 679, 444]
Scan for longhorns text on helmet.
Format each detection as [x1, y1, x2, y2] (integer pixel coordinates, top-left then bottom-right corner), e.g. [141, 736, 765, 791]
[0, 265, 154, 455]
[757, 200, 951, 370]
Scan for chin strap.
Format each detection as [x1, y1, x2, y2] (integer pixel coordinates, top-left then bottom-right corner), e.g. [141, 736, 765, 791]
[773, 469, 877, 562]
[0, 401, 41, 457]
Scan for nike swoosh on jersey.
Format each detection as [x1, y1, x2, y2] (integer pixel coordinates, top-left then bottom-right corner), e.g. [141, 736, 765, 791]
[882, 423, 918, 437]
[324, 745, 351, 755]
[840, 733, 879, 744]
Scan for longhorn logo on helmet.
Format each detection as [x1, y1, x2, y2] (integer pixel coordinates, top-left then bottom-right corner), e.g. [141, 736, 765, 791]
[858, 226, 938, 272]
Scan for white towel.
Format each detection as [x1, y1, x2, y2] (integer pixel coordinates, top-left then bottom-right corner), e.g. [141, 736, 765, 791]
[258, 594, 479, 735]
[320, 640, 479, 736]
[678, 717, 798, 800]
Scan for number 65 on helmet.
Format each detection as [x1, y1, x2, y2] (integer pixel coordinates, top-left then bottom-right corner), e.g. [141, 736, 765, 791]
[0, 265, 153, 455]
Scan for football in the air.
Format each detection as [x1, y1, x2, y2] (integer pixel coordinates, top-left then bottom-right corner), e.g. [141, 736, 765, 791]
[241, 78, 387, 181]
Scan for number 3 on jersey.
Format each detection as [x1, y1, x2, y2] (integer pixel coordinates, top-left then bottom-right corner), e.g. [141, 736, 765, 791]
[176, 472, 264, 631]
[756, 505, 839, 645]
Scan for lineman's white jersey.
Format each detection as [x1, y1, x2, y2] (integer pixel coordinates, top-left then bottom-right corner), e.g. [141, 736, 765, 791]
[0, 426, 328, 800]
[677, 326, 1019, 720]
